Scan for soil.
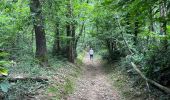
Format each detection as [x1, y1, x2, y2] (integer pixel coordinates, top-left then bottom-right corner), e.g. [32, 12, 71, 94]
[67, 53, 121, 100]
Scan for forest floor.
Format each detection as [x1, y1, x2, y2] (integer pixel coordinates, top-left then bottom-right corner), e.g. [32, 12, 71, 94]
[6, 52, 149, 100]
[67, 53, 122, 100]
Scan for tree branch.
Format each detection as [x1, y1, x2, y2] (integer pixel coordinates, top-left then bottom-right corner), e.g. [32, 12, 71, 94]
[131, 62, 170, 94]
[8, 77, 48, 83]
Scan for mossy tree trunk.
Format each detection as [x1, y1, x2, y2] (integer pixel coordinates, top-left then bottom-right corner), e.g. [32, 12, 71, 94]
[30, 0, 48, 66]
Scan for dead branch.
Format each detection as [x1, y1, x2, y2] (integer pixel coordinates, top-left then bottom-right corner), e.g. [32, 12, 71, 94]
[7, 77, 48, 83]
[131, 62, 170, 94]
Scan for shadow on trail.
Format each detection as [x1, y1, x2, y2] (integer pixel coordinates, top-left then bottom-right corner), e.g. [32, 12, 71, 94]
[97, 59, 116, 75]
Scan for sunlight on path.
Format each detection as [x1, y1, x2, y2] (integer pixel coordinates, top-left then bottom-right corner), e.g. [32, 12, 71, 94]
[67, 53, 121, 100]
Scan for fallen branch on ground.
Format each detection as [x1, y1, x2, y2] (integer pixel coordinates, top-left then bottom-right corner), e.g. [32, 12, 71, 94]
[7, 77, 48, 83]
[131, 62, 170, 94]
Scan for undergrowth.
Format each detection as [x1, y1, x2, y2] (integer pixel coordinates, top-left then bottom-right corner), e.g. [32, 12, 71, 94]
[104, 61, 170, 100]
[104, 63, 149, 100]
[6, 80, 47, 100]
[45, 52, 85, 100]
[3, 52, 85, 100]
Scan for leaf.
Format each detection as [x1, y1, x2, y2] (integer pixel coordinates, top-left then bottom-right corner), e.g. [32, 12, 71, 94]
[0, 42, 5, 47]
[0, 67, 8, 76]
[0, 81, 10, 92]
[0, 52, 9, 57]
[0, 61, 10, 66]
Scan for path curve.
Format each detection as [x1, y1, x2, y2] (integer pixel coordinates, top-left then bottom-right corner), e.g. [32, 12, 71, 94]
[67, 53, 120, 100]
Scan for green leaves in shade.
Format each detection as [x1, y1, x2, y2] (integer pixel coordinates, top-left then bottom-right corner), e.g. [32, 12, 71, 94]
[0, 67, 8, 76]
[0, 81, 10, 92]
[0, 51, 10, 92]
[0, 61, 10, 67]
[0, 52, 9, 57]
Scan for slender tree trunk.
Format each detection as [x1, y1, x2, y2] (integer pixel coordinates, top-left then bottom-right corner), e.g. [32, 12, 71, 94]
[31, 28, 34, 56]
[66, 0, 75, 63]
[75, 22, 85, 57]
[126, 13, 131, 34]
[160, 0, 168, 50]
[134, 20, 139, 45]
[146, 6, 154, 52]
[52, 23, 61, 55]
[56, 23, 61, 52]
[66, 24, 70, 57]
[66, 21, 74, 63]
[72, 24, 76, 59]
[149, 8, 154, 32]
[30, 0, 48, 66]
[75, 23, 84, 49]
[105, 39, 114, 60]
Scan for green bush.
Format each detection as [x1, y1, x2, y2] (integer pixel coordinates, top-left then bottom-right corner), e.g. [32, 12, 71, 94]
[144, 49, 170, 85]
[0, 51, 10, 93]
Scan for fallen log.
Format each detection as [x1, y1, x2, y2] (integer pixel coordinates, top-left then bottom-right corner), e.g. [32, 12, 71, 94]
[7, 77, 48, 83]
[131, 62, 170, 94]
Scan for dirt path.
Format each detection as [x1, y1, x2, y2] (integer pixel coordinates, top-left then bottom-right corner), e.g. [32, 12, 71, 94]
[67, 53, 121, 100]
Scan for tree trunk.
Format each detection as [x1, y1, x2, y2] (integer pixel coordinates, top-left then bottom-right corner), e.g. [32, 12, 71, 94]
[72, 24, 76, 60]
[75, 22, 85, 57]
[160, 0, 168, 50]
[106, 39, 114, 60]
[126, 13, 131, 34]
[66, 0, 75, 63]
[146, 6, 154, 53]
[30, 0, 48, 66]
[134, 20, 139, 45]
[52, 23, 61, 55]
[66, 23, 74, 63]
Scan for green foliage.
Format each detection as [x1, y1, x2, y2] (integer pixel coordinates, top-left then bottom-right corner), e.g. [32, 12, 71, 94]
[6, 80, 47, 100]
[90, 0, 170, 98]
[0, 67, 8, 76]
[47, 77, 75, 100]
[0, 52, 9, 57]
[0, 0, 169, 99]
[0, 51, 10, 93]
[107, 65, 146, 99]
[167, 25, 170, 35]
[144, 49, 170, 83]
[0, 81, 10, 93]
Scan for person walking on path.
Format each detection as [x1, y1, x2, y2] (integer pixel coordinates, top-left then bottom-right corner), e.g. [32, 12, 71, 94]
[89, 48, 94, 60]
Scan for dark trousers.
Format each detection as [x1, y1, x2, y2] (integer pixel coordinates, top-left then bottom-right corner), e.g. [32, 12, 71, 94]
[90, 54, 93, 60]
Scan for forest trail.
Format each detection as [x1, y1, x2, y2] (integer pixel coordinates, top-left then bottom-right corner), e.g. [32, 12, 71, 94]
[67, 53, 121, 100]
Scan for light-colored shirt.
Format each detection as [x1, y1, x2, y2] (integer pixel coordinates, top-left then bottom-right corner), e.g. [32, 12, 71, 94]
[89, 49, 94, 55]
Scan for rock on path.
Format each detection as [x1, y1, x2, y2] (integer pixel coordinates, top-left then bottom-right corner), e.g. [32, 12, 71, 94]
[67, 53, 121, 100]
